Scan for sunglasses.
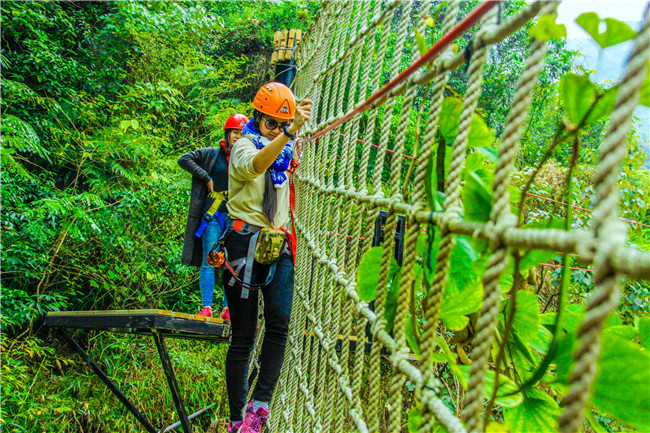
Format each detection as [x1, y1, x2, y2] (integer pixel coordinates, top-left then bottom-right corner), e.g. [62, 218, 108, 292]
[263, 117, 292, 131]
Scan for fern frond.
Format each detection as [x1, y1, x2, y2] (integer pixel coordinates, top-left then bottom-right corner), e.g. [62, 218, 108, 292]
[1, 115, 50, 161]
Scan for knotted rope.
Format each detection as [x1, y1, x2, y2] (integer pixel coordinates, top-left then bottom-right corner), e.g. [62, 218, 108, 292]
[262, 1, 650, 432]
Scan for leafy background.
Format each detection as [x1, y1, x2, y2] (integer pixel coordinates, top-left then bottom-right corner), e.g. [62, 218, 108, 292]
[1, 1, 648, 432]
[1, 1, 318, 431]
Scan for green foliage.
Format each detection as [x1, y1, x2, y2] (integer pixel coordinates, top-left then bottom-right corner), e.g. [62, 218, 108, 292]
[0, 333, 229, 432]
[559, 74, 618, 128]
[458, 366, 524, 409]
[439, 266, 482, 331]
[506, 291, 541, 341]
[437, 337, 467, 389]
[407, 406, 423, 433]
[1, 114, 47, 159]
[556, 332, 650, 431]
[356, 246, 399, 303]
[1, 1, 320, 429]
[575, 12, 637, 49]
[528, 15, 567, 41]
[636, 316, 650, 350]
[437, 97, 494, 146]
[503, 388, 560, 432]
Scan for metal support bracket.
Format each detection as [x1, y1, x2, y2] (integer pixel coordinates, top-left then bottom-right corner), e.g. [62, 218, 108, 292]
[46, 310, 227, 432]
[57, 329, 158, 433]
[152, 330, 191, 433]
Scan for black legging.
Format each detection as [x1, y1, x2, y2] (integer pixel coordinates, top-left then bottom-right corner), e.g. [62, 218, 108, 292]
[223, 229, 294, 422]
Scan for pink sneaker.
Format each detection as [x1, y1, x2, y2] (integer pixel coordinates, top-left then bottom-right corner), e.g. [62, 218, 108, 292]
[240, 401, 269, 433]
[228, 421, 242, 432]
[220, 307, 230, 321]
[197, 306, 212, 317]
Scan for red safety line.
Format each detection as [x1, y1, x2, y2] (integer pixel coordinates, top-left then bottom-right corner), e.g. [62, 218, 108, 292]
[539, 262, 594, 273]
[303, 1, 500, 144]
[327, 231, 367, 241]
[336, 137, 649, 228]
[300, 1, 647, 231]
[525, 192, 593, 214]
[340, 133, 417, 160]
[525, 193, 650, 228]
[370, 143, 416, 159]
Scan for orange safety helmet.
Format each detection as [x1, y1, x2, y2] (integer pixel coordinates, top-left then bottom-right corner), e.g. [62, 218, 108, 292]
[252, 82, 296, 120]
[224, 113, 249, 130]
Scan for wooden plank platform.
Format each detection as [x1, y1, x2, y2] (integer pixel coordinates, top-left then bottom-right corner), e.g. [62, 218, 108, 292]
[45, 310, 406, 356]
[45, 309, 230, 341]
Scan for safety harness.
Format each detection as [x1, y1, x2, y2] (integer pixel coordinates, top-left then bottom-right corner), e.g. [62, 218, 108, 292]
[224, 220, 284, 299]
[207, 158, 300, 298]
[195, 191, 227, 237]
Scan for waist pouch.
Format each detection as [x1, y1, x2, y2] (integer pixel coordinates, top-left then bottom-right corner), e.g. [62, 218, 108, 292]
[255, 228, 285, 265]
[221, 221, 286, 299]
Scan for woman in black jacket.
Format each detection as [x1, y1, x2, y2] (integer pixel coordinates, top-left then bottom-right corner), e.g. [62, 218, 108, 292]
[178, 113, 249, 319]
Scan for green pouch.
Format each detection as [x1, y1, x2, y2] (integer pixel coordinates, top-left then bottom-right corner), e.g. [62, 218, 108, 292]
[254, 228, 285, 264]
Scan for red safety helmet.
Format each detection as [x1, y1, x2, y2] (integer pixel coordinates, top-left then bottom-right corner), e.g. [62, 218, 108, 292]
[252, 82, 296, 120]
[224, 113, 249, 130]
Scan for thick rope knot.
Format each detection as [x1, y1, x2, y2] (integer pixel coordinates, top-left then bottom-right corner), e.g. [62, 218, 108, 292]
[272, 1, 650, 432]
[409, 202, 426, 218]
[490, 213, 517, 247]
[391, 346, 411, 370]
[575, 233, 597, 260]
[478, 220, 494, 239]
[439, 45, 456, 64]
[355, 300, 369, 314]
[370, 317, 386, 336]
[440, 207, 461, 230]
[599, 220, 628, 249]
[385, 196, 403, 213]
[334, 185, 347, 195]
[420, 376, 442, 395]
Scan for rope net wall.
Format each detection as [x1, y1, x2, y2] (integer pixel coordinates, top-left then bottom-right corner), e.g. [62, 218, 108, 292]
[267, 1, 650, 432]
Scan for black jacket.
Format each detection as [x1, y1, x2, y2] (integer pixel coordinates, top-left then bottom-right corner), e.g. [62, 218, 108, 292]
[178, 146, 229, 267]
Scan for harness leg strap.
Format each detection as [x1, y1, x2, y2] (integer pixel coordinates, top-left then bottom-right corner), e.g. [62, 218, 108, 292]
[227, 258, 246, 287]
[242, 231, 260, 299]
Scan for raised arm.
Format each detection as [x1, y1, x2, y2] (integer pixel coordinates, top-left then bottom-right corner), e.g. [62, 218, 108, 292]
[252, 99, 313, 174]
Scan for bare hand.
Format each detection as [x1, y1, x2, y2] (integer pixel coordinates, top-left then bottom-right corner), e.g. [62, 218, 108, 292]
[288, 99, 313, 134]
[206, 179, 214, 193]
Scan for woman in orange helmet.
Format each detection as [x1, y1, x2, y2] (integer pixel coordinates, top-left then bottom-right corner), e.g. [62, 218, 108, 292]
[178, 113, 248, 321]
[221, 82, 312, 433]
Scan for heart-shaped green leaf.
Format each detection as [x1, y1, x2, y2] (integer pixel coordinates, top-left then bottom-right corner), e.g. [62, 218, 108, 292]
[459, 365, 524, 408]
[505, 290, 541, 341]
[576, 13, 636, 49]
[503, 388, 559, 432]
[356, 246, 399, 302]
[560, 74, 595, 126]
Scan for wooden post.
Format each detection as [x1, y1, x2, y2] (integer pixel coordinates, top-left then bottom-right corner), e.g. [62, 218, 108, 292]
[272, 28, 302, 88]
[271, 31, 282, 65]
